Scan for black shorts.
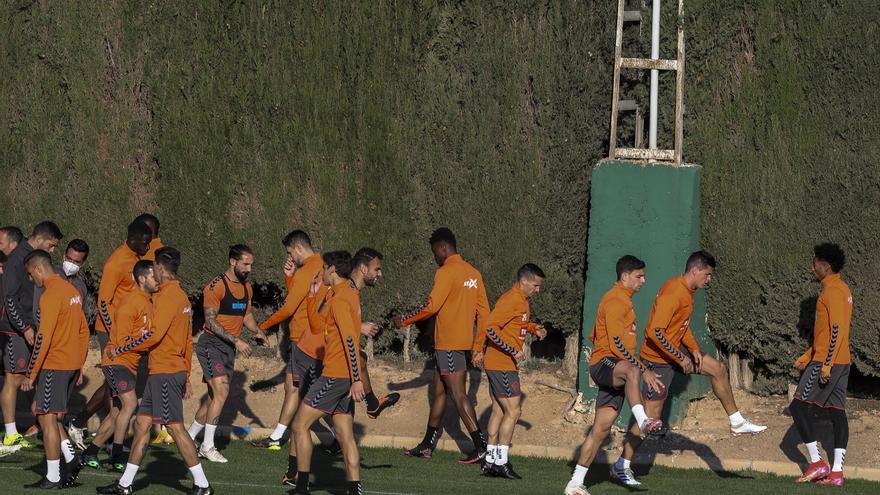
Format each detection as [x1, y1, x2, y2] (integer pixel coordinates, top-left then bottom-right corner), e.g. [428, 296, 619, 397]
[293, 345, 322, 391]
[103, 365, 137, 397]
[486, 370, 521, 398]
[1, 332, 30, 374]
[197, 333, 235, 381]
[286, 340, 298, 376]
[794, 361, 849, 410]
[591, 357, 624, 410]
[137, 372, 186, 425]
[435, 350, 467, 375]
[304, 376, 354, 416]
[35, 369, 79, 415]
[96, 332, 110, 352]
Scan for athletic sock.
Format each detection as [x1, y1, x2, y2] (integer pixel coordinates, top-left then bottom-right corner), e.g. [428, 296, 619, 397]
[729, 411, 745, 426]
[119, 463, 140, 487]
[615, 457, 631, 470]
[805, 441, 821, 463]
[287, 455, 297, 476]
[202, 425, 217, 450]
[297, 471, 310, 490]
[632, 404, 648, 428]
[61, 439, 76, 463]
[112, 443, 124, 459]
[832, 448, 846, 472]
[421, 426, 440, 447]
[269, 423, 287, 441]
[468, 429, 486, 451]
[4, 422, 17, 437]
[46, 459, 61, 483]
[485, 444, 497, 464]
[364, 392, 380, 411]
[189, 463, 210, 488]
[571, 464, 589, 485]
[84, 443, 101, 457]
[347, 480, 363, 495]
[495, 445, 509, 465]
[188, 420, 204, 440]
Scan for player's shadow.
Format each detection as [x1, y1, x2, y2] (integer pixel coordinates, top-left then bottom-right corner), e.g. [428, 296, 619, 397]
[137, 448, 193, 493]
[194, 370, 266, 449]
[779, 404, 836, 471]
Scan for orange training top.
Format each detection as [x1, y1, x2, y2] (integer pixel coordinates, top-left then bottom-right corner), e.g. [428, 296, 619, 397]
[321, 280, 363, 380]
[400, 254, 490, 351]
[142, 237, 164, 261]
[300, 283, 331, 360]
[101, 290, 151, 372]
[27, 274, 89, 378]
[639, 276, 700, 365]
[260, 253, 323, 341]
[202, 274, 252, 338]
[589, 282, 647, 371]
[97, 243, 141, 334]
[796, 273, 852, 375]
[474, 285, 538, 372]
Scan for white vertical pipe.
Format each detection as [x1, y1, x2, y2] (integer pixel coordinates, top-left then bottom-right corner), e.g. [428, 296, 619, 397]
[649, 0, 660, 149]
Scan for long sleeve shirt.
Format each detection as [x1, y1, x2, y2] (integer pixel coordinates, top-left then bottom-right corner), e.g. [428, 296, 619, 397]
[399, 254, 490, 351]
[589, 282, 647, 371]
[27, 274, 89, 378]
[474, 285, 538, 371]
[96, 244, 141, 334]
[260, 253, 324, 341]
[300, 283, 331, 360]
[320, 281, 363, 381]
[101, 290, 152, 372]
[1, 241, 35, 335]
[796, 273, 852, 375]
[639, 276, 700, 366]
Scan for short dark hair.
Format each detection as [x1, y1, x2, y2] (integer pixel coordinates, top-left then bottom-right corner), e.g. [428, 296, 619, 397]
[814, 243, 845, 273]
[352, 247, 383, 269]
[0, 226, 23, 244]
[133, 260, 154, 282]
[32, 221, 63, 240]
[229, 244, 253, 261]
[127, 220, 152, 239]
[685, 250, 716, 272]
[155, 246, 181, 274]
[23, 249, 53, 269]
[133, 213, 160, 236]
[282, 230, 312, 249]
[322, 250, 352, 278]
[616, 255, 646, 279]
[517, 263, 545, 281]
[429, 227, 457, 249]
[66, 239, 90, 257]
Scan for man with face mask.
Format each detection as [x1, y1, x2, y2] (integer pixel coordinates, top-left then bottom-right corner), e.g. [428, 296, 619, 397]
[190, 244, 268, 463]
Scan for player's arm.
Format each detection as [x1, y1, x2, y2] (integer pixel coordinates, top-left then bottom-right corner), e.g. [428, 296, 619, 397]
[26, 294, 60, 380]
[644, 295, 690, 366]
[483, 299, 524, 359]
[821, 291, 850, 377]
[243, 306, 269, 345]
[77, 308, 89, 367]
[3, 260, 34, 336]
[184, 309, 194, 383]
[605, 300, 648, 372]
[306, 285, 329, 335]
[794, 346, 813, 369]
[112, 302, 172, 355]
[396, 270, 453, 327]
[97, 263, 124, 332]
[331, 299, 365, 400]
[260, 270, 313, 331]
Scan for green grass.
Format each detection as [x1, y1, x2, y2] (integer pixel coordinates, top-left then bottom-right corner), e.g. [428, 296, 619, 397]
[1, 439, 878, 494]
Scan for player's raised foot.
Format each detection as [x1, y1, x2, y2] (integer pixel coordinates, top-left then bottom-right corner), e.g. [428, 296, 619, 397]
[491, 462, 522, 480]
[730, 419, 767, 436]
[402, 444, 433, 460]
[815, 471, 844, 487]
[795, 460, 830, 483]
[188, 485, 214, 495]
[366, 393, 401, 419]
[3, 432, 32, 448]
[0, 444, 22, 458]
[198, 446, 228, 463]
[639, 417, 664, 437]
[151, 428, 174, 445]
[281, 470, 298, 486]
[610, 464, 642, 487]
[251, 437, 282, 451]
[323, 439, 342, 456]
[563, 480, 591, 495]
[457, 448, 486, 465]
[96, 481, 133, 495]
[67, 425, 87, 450]
[25, 424, 42, 438]
[24, 477, 63, 490]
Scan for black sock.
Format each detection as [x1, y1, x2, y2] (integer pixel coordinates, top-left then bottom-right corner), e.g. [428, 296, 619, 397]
[421, 426, 440, 447]
[84, 444, 101, 456]
[287, 455, 297, 475]
[348, 480, 363, 495]
[365, 392, 379, 410]
[111, 443, 124, 459]
[469, 429, 486, 451]
[296, 471, 310, 490]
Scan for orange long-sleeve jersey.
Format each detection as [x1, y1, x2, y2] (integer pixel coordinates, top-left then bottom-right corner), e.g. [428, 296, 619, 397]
[796, 273, 852, 375]
[589, 282, 647, 371]
[473, 285, 538, 372]
[101, 290, 152, 372]
[96, 244, 141, 334]
[321, 281, 363, 380]
[142, 237, 164, 261]
[400, 254, 490, 351]
[639, 276, 700, 365]
[300, 283, 331, 360]
[260, 253, 323, 341]
[114, 280, 193, 380]
[27, 274, 89, 379]
[202, 274, 252, 338]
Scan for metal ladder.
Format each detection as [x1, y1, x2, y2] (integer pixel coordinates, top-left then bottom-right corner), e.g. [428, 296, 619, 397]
[608, 0, 685, 164]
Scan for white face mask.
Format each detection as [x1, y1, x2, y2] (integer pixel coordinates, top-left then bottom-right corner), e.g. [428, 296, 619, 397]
[62, 260, 81, 277]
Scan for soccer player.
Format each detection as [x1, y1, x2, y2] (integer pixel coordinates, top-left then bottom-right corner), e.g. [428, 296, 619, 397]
[69, 221, 153, 437]
[98, 247, 213, 495]
[393, 227, 490, 463]
[0, 226, 23, 256]
[251, 230, 323, 451]
[612, 250, 767, 487]
[473, 263, 547, 480]
[189, 244, 268, 462]
[291, 248, 381, 495]
[83, 260, 158, 471]
[790, 243, 852, 486]
[20, 249, 89, 488]
[135, 213, 164, 261]
[564, 255, 665, 495]
[2, 221, 64, 449]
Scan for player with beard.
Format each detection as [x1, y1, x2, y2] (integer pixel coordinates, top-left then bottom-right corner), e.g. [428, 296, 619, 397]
[190, 244, 269, 462]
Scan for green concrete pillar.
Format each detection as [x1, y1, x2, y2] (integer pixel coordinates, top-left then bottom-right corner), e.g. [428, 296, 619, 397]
[579, 159, 715, 428]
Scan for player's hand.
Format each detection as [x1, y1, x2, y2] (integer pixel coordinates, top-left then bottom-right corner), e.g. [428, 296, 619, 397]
[283, 257, 297, 278]
[360, 322, 378, 337]
[793, 357, 809, 370]
[23, 327, 35, 346]
[513, 351, 526, 363]
[349, 380, 365, 402]
[391, 315, 404, 329]
[235, 339, 253, 357]
[643, 370, 665, 394]
[680, 356, 695, 374]
[184, 381, 192, 400]
[308, 273, 321, 297]
[107, 345, 119, 359]
[254, 332, 269, 346]
[535, 325, 547, 341]
[20, 378, 34, 392]
[820, 367, 831, 384]
[76, 369, 85, 387]
[692, 351, 703, 373]
[472, 352, 484, 368]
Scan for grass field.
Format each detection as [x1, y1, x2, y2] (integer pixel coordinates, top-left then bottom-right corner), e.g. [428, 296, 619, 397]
[1, 439, 878, 494]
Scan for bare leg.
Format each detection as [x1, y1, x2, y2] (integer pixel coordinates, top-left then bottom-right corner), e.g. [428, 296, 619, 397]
[697, 355, 737, 415]
[292, 404, 325, 473]
[440, 371, 479, 432]
[332, 413, 360, 481]
[576, 406, 619, 467]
